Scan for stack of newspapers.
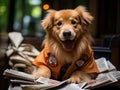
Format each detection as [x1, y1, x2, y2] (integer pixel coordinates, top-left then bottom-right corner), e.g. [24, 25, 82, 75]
[3, 57, 120, 90]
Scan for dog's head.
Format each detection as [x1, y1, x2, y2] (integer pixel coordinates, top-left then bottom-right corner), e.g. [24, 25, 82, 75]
[41, 6, 93, 51]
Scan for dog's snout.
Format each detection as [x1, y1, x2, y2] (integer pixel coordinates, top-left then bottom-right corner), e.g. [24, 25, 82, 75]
[63, 30, 71, 38]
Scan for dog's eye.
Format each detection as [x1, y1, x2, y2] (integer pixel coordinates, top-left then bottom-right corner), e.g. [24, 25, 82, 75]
[71, 20, 77, 25]
[57, 21, 62, 26]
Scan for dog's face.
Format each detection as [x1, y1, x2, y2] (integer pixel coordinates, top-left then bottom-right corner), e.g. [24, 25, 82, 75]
[41, 6, 93, 51]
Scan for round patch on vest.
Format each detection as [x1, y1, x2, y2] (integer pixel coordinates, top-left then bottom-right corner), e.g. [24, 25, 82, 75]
[48, 55, 58, 67]
[76, 59, 85, 67]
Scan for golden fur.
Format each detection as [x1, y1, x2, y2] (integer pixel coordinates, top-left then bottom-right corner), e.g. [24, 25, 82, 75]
[34, 6, 98, 83]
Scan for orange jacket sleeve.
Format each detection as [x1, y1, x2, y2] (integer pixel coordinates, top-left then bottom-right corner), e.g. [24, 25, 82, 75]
[32, 44, 50, 68]
[80, 45, 99, 73]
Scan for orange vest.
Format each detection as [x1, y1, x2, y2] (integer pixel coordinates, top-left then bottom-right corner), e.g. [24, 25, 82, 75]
[33, 43, 99, 80]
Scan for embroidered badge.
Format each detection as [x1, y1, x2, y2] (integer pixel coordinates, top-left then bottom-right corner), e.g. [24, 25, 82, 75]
[48, 55, 58, 67]
[76, 59, 85, 67]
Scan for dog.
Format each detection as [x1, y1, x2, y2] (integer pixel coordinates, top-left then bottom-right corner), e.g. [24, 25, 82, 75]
[32, 6, 99, 83]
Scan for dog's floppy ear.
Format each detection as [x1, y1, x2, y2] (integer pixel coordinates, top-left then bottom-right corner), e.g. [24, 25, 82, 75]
[75, 6, 93, 26]
[41, 10, 56, 30]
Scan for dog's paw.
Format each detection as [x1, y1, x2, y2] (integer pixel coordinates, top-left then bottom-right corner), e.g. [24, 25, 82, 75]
[33, 73, 50, 79]
[68, 71, 91, 83]
[32, 67, 51, 79]
[68, 75, 82, 83]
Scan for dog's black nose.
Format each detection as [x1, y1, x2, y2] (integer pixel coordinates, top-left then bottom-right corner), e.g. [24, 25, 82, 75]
[63, 30, 71, 39]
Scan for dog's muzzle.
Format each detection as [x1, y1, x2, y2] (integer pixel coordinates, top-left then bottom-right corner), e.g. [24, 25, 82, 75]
[61, 30, 75, 51]
[63, 30, 72, 40]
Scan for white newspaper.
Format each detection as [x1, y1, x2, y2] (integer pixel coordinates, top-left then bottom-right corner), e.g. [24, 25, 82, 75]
[36, 77, 68, 89]
[107, 60, 116, 71]
[3, 69, 35, 82]
[4, 57, 120, 90]
[84, 73, 118, 89]
[57, 83, 85, 90]
[95, 57, 109, 73]
[21, 77, 86, 90]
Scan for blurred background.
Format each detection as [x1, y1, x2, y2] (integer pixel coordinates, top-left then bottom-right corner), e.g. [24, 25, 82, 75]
[0, 0, 120, 90]
[0, 0, 120, 37]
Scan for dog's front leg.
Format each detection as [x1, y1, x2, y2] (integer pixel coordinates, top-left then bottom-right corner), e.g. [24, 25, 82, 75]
[33, 65, 51, 79]
[68, 71, 91, 83]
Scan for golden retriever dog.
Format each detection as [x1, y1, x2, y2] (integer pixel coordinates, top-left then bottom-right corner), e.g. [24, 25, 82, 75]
[33, 6, 99, 83]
